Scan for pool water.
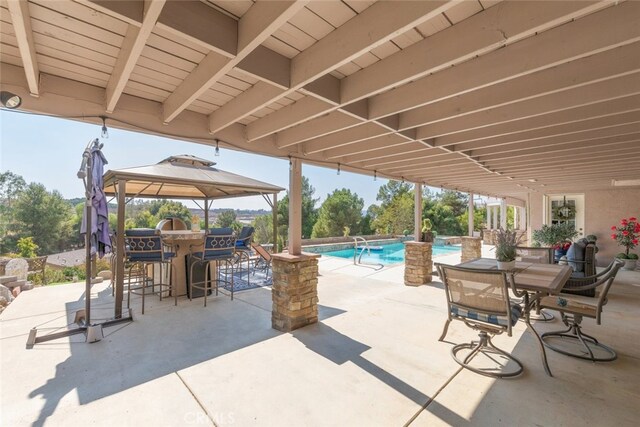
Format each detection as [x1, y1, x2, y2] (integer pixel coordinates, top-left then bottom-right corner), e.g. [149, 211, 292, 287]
[320, 242, 460, 265]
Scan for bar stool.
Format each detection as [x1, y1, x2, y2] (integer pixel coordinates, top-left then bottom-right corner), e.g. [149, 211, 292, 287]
[234, 226, 255, 286]
[124, 229, 176, 314]
[188, 228, 236, 307]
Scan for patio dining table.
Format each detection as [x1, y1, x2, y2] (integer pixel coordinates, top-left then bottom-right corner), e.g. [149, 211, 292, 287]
[457, 257, 573, 376]
[160, 230, 205, 297]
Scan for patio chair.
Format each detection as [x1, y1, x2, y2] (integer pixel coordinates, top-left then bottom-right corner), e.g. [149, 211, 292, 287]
[233, 226, 255, 283]
[516, 246, 554, 264]
[124, 228, 176, 314]
[436, 263, 524, 378]
[251, 242, 272, 279]
[563, 238, 597, 297]
[539, 258, 624, 362]
[188, 227, 236, 306]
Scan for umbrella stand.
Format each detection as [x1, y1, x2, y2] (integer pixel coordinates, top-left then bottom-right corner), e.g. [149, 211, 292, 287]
[26, 139, 132, 349]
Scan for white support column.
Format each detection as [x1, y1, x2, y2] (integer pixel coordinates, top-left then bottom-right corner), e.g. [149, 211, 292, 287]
[493, 206, 499, 230]
[414, 183, 422, 242]
[487, 205, 492, 229]
[288, 158, 302, 255]
[513, 206, 519, 230]
[500, 200, 507, 229]
[520, 204, 527, 232]
[468, 193, 474, 236]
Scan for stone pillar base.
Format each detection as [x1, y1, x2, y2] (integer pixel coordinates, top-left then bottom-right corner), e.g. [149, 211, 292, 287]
[461, 236, 482, 263]
[404, 241, 433, 286]
[271, 253, 320, 332]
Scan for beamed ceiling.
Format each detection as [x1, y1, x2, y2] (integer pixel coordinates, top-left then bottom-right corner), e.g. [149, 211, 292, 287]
[1, 0, 639, 199]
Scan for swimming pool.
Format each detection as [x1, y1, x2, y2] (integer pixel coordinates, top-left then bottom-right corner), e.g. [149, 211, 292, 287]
[319, 242, 460, 265]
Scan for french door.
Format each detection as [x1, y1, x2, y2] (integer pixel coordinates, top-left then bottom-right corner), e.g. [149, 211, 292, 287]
[546, 194, 585, 238]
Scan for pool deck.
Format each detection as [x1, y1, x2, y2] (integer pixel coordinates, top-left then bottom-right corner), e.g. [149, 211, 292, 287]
[2, 244, 639, 426]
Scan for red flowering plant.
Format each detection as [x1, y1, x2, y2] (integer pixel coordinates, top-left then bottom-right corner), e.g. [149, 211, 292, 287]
[611, 217, 640, 259]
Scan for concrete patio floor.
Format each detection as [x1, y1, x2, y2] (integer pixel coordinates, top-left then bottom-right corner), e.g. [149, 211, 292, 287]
[1, 248, 639, 427]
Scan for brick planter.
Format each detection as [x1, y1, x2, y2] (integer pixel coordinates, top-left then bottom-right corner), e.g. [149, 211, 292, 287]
[404, 241, 432, 286]
[271, 253, 320, 332]
[461, 237, 482, 263]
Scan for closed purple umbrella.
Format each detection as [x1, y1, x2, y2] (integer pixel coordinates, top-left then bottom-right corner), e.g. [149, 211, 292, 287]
[80, 141, 111, 257]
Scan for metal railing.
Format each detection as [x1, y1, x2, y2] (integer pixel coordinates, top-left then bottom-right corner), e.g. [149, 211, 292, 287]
[353, 236, 384, 270]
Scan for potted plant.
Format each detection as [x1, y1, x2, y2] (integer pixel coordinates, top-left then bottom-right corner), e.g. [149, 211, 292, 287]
[611, 217, 639, 270]
[494, 227, 521, 270]
[532, 223, 579, 261]
[421, 218, 434, 242]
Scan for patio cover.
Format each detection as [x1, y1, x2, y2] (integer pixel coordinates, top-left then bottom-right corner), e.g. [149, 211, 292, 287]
[102, 155, 284, 200]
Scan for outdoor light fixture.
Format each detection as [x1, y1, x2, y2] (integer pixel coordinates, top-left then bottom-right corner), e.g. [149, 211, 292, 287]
[288, 155, 292, 170]
[215, 139, 220, 156]
[99, 116, 109, 139]
[374, 170, 377, 181]
[337, 163, 341, 175]
[0, 91, 22, 109]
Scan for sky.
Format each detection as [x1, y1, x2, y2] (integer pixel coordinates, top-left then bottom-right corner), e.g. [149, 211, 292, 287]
[0, 109, 386, 211]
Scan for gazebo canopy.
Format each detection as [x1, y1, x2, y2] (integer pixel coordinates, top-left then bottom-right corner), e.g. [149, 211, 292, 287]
[102, 155, 284, 200]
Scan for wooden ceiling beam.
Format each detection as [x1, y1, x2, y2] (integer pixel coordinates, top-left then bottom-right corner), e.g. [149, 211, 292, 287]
[437, 94, 640, 148]
[6, 0, 39, 96]
[474, 132, 640, 162]
[371, 1, 640, 119]
[163, 1, 306, 124]
[399, 42, 640, 130]
[417, 73, 640, 140]
[246, 0, 604, 140]
[323, 134, 414, 160]
[105, 0, 166, 113]
[468, 121, 640, 158]
[301, 122, 392, 154]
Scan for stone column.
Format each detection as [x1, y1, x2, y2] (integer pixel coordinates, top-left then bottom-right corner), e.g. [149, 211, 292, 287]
[271, 252, 320, 332]
[461, 237, 482, 263]
[404, 242, 432, 286]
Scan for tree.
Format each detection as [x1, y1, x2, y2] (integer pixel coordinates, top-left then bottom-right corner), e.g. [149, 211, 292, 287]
[252, 214, 274, 244]
[277, 176, 319, 240]
[215, 209, 242, 232]
[376, 180, 413, 208]
[0, 171, 26, 253]
[311, 189, 364, 238]
[372, 181, 415, 234]
[11, 183, 74, 254]
[155, 200, 192, 227]
[458, 205, 486, 232]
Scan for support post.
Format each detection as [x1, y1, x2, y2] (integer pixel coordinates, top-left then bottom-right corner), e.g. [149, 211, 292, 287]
[513, 206, 519, 230]
[493, 206, 499, 229]
[204, 198, 209, 230]
[272, 193, 278, 251]
[500, 199, 507, 229]
[414, 183, 422, 242]
[520, 205, 527, 232]
[468, 192, 474, 236]
[289, 158, 302, 255]
[115, 180, 126, 318]
[487, 205, 492, 229]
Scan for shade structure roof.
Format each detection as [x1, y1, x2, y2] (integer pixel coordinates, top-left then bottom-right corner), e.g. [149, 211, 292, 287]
[1, 1, 639, 198]
[102, 155, 284, 200]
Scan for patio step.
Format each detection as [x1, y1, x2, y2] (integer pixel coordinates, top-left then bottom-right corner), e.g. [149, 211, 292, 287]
[0, 275, 18, 285]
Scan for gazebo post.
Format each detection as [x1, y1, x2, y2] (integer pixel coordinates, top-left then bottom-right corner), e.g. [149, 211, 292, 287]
[272, 193, 278, 251]
[204, 198, 209, 230]
[115, 180, 126, 318]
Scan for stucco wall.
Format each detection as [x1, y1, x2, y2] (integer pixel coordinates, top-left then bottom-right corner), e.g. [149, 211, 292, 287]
[529, 188, 640, 266]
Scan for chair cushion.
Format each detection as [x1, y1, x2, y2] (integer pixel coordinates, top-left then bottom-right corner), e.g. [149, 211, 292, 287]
[208, 227, 234, 236]
[237, 226, 254, 240]
[451, 304, 522, 327]
[566, 240, 586, 272]
[191, 250, 234, 260]
[128, 252, 174, 261]
[125, 228, 158, 236]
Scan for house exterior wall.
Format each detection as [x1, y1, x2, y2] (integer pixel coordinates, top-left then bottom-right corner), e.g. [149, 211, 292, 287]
[529, 188, 640, 266]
